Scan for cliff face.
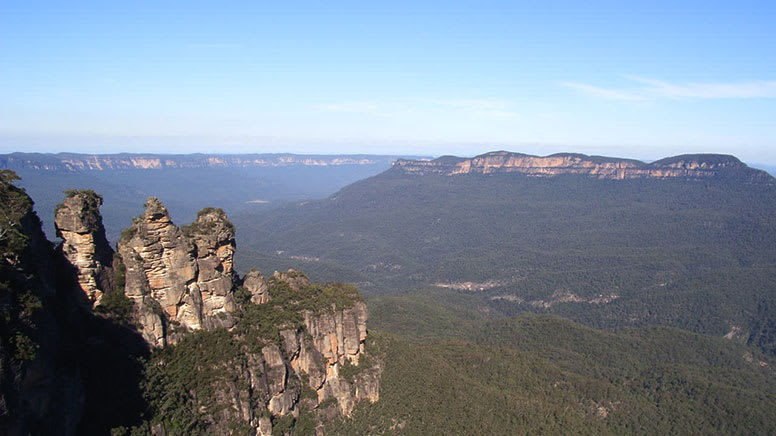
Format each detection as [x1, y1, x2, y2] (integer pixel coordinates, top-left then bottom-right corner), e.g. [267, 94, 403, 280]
[55, 190, 115, 307]
[0, 175, 84, 435]
[393, 151, 774, 182]
[184, 268, 379, 433]
[117, 198, 237, 346]
[147, 295, 380, 436]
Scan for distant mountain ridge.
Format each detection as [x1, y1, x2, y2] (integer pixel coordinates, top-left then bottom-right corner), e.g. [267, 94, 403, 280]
[1, 152, 416, 243]
[0, 152, 404, 172]
[393, 151, 774, 182]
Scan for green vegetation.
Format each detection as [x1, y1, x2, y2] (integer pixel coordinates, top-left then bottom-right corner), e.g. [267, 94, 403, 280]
[55, 189, 103, 215]
[95, 289, 135, 324]
[327, 318, 776, 436]
[182, 206, 235, 236]
[0, 170, 31, 258]
[236, 169, 776, 356]
[339, 336, 375, 383]
[140, 328, 245, 435]
[119, 217, 140, 243]
[95, 255, 135, 324]
[237, 279, 362, 346]
[271, 415, 296, 436]
[0, 171, 40, 362]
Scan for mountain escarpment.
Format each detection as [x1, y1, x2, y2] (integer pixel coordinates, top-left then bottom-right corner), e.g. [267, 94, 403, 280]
[393, 151, 773, 182]
[0, 152, 386, 172]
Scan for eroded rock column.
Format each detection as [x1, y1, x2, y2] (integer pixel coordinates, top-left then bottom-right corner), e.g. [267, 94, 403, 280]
[55, 190, 114, 307]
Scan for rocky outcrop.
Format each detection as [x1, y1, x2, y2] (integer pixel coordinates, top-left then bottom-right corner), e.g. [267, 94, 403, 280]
[54, 190, 114, 307]
[272, 269, 311, 291]
[393, 151, 775, 183]
[243, 269, 270, 304]
[137, 271, 380, 435]
[117, 198, 237, 346]
[280, 301, 379, 417]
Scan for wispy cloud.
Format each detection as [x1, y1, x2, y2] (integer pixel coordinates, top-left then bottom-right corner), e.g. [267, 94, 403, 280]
[563, 77, 776, 100]
[628, 77, 776, 99]
[561, 82, 648, 101]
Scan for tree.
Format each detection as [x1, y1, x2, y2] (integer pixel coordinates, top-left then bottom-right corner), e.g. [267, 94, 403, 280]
[0, 170, 31, 263]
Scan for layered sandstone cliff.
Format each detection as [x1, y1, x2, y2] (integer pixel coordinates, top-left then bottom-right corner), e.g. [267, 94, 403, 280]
[116, 198, 237, 346]
[393, 151, 773, 182]
[54, 190, 114, 307]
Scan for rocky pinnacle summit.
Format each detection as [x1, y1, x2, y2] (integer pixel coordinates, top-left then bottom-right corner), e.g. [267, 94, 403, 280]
[54, 190, 115, 307]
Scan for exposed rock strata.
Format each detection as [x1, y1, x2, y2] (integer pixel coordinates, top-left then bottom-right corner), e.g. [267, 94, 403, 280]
[393, 151, 774, 182]
[117, 198, 237, 346]
[54, 191, 114, 306]
[284, 301, 378, 416]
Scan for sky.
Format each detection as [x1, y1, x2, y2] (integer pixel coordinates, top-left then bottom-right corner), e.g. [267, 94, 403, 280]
[1, 0, 776, 164]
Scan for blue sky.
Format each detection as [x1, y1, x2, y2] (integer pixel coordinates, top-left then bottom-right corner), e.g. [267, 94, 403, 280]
[1, 0, 775, 163]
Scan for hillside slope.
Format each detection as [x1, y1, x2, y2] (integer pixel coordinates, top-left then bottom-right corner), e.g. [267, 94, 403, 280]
[327, 316, 776, 436]
[234, 151, 776, 354]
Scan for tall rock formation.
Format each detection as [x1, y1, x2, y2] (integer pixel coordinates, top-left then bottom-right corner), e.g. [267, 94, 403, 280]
[54, 190, 114, 307]
[184, 207, 238, 328]
[117, 198, 237, 346]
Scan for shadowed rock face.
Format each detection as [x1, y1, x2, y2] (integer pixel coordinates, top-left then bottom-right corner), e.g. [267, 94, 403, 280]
[393, 151, 775, 182]
[55, 191, 114, 307]
[117, 198, 237, 346]
[0, 181, 86, 436]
